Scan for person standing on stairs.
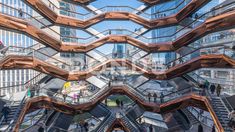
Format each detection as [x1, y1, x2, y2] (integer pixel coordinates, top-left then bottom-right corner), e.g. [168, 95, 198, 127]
[139, 117, 142, 124]
[105, 98, 108, 106]
[198, 124, 203, 132]
[77, 93, 80, 103]
[153, 93, 157, 102]
[18, 8, 23, 17]
[0, 40, 7, 55]
[148, 93, 152, 102]
[149, 124, 153, 132]
[0, 40, 4, 50]
[120, 100, 123, 109]
[116, 99, 120, 107]
[210, 83, 216, 94]
[62, 91, 67, 102]
[216, 84, 222, 97]
[108, 81, 111, 88]
[73, 93, 77, 103]
[203, 80, 209, 90]
[1, 106, 10, 123]
[35, 83, 40, 96]
[160, 92, 164, 103]
[27, 86, 31, 98]
[211, 125, 215, 132]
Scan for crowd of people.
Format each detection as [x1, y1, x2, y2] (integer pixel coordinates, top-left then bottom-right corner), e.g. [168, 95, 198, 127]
[26, 83, 40, 98]
[147, 92, 164, 103]
[203, 80, 223, 97]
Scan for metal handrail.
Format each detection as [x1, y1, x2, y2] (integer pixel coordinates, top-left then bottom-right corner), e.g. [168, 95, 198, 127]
[0, 73, 45, 90]
[165, 44, 227, 67]
[49, 1, 235, 40]
[44, 0, 191, 19]
[88, 105, 111, 131]
[185, 71, 232, 130]
[46, 112, 61, 131]
[28, 122, 69, 132]
[95, 112, 114, 132]
[0, 73, 45, 128]
[222, 97, 233, 112]
[2, 46, 69, 67]
[208, 94, 228, 129]
[121, 114, 140, 131]
[1, 46, 152, 71]
[20, 109, 45, 131]
[1, 2, 235, 43]
[187, 107, 214, 128]
[3, 43, 235, 74]
[5, 91, 27, 131]
[190, 107, 214, 122]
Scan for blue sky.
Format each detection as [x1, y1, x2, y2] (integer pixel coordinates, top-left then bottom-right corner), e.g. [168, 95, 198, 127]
[91, 0, 143, 9]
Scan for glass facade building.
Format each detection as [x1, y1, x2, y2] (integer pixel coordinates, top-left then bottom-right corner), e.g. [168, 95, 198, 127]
[0, 0, 37, 96]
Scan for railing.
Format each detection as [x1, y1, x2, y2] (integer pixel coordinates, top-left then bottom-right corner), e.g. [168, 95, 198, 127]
[28, 122, 68, 132]
[8, 73, 44, 123]
[121, 114, 140, 131]
[165, 43, 235, 69]
[4, 76, 207, 131]
[187, 72, 207, 85]
[0, 46, 157, 72]
[95, 112, 115, 132]
[88, 104, 111, 131]
[0, 74, 45, 99]
[27, 42, 45, 51]
[0, 73, 45, 129]
[123, 82, 148, 101]
[2, 43, 235, 77]
[126, 76, 151, 89]
[86, 52, 156, 71]
[188, 73, 231, 131]
[22, 77, 203, 108]
[46, 112, 61, 131]
[0, 91, 17, 125]
[0, 73, 45, 93]
[1, 2, 235, 44]
[44, 0, 235, 43]
[187, 107, 214, 128]
[30, 79, 110, 105]
[42, 0, 192, 20]
[188, 29, 235, 49]
[222, 97, 233, 112]
[1, 46, 72, 71]
[123, 77, 202, 103]
[20, 109, 45, 131]
[5, 91, 27, 131]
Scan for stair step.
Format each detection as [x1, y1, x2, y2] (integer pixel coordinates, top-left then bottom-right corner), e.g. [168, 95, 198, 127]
[210, 97, 233, 131]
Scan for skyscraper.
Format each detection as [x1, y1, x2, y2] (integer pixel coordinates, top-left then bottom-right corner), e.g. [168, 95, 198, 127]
[0, 0, 37, 96]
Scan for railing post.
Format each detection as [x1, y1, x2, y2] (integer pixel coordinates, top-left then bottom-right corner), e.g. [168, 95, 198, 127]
[190, 86, 192, 94]
[32, 48, 34, 59]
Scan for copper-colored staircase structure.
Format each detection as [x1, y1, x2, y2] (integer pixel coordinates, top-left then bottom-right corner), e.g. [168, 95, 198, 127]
[24, 0, 209, 28]
[12, 86, 223, 132]
[0, 7, 235, 52]
[107, 118, 131, 132]
[0, 54, 234, 80]
[1, 1, 234, 132]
